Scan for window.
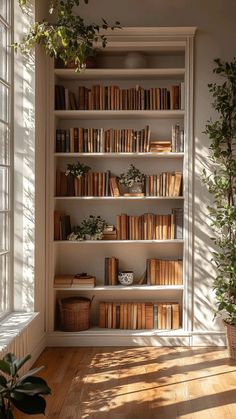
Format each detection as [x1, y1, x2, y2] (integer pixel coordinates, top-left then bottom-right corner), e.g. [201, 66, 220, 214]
[0, 1, 12, 318]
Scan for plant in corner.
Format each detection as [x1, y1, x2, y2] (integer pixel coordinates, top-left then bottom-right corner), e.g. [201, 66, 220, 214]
[15, 0, 120, 72]
[203, 58, 236, 357]
[0, 352, 51, 418]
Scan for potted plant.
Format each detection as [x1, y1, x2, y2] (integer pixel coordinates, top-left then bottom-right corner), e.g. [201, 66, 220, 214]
[16, 0, 120, 72]
[65, 161, 91, 178]
[69, 215, 107, 240]
[0, 352, 51, 418]
[118, 164, 146, 194]
[203, 58, 236, 358]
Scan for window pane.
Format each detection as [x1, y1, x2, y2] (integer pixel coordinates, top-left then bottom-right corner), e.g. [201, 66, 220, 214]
[0, 2, 9, 22]
[0, 213, 9, 252]
[0, 166, 9, 210]
[0, 122, 9, 165]
[0, 254, 10, 315]
[0, 83, 9, 122]
[0, 24, 8, 81]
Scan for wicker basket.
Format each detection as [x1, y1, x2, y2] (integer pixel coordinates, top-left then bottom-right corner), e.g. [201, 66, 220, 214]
[225, 321, 236, 359]
[58, 296, 93, 332]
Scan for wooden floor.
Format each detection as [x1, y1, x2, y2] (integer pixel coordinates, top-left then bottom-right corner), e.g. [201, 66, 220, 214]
[14, 346, 236, 419]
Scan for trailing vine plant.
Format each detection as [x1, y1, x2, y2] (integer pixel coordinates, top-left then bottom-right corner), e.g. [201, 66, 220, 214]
[203, 58, 236, 324]
[16, 0, 120, 71]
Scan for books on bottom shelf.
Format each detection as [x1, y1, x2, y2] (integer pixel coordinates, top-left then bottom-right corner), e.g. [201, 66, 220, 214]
[54, 274, 96, 288]
[99, 301, 180, 330]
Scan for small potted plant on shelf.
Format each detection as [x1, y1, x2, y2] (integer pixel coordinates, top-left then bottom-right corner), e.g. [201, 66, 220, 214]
[0, 352, 51, 418]
[16, 0, 120, 72]
[65, 161, 91, 179]
[203, 58, 236, 359]
[118, 164, 146, 194]
[69, 215, 107, 240]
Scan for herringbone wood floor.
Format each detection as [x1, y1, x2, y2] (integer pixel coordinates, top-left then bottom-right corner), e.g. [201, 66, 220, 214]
[14, 346, 236, 418]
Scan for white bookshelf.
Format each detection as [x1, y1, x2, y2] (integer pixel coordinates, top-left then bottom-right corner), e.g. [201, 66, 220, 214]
[46, 27, 196, 346]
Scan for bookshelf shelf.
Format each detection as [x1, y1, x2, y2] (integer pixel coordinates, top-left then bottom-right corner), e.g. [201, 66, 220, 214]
[54, 196, 184, 200]
[54, 285, 184, 291]
[47, 27, 195, 346]
[54, 240, 184, 244]
[54, 110, 185, 120]
[54, 152, 184, 158]
[54, 68, 185, 80]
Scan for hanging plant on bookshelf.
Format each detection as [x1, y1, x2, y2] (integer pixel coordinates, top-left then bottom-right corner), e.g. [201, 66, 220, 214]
[65, 161, 91, 179]
[69, 215, 108, 240]
[16, 0, 120, 72]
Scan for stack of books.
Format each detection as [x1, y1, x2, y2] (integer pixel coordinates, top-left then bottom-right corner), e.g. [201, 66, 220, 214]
[149, 140, 172, 153]
[146, 259, 183, 285]
[54, 274, 96, 288]
[104, 257, 119, 285]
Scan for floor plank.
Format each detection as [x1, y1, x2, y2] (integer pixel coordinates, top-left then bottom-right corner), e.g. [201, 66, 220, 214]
[13, 346, 236, 418]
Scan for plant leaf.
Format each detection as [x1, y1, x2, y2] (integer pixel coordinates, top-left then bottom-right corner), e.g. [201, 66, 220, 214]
[11, 394, 47, 415]
[0, 360, 11, 375]
[14, 354, 31, 373]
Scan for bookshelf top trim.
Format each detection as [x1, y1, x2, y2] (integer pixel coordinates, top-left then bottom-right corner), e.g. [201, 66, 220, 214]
[54, 110, 185, 120]
[54, 68, 185, 80]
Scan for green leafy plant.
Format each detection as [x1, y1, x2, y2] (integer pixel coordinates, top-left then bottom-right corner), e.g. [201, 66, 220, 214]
[69, 215, 107, 240]
[203, 58, 236, 324]
[118, 164, 145, 188]
[65, 161, 90, 178]
[16, 0, 120, 72]
[0, 352, 51, 418]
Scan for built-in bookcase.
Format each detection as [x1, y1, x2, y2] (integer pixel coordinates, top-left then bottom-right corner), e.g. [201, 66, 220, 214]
[46, 27, 196, 346]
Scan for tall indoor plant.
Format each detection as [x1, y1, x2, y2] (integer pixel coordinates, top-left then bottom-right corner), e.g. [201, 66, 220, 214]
[16, 0, 120, 71]
[203, 58, 236, 357]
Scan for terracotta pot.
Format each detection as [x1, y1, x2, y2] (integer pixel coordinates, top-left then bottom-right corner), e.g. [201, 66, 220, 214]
[224, 321, 236, 359]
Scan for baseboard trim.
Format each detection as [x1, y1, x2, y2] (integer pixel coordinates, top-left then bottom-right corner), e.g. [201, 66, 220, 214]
[46, 330, 226, 347]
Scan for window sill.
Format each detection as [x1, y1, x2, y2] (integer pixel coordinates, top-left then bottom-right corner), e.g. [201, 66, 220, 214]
[0, 312, 38, 353]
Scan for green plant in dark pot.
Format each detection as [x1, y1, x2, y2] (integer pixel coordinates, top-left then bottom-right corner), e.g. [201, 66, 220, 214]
[0, 352, 51, 417]
[203, 58, 236, 356]
[16, 0, 120, 72]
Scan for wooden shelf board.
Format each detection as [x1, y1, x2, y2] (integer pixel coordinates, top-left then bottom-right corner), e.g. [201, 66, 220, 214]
[54, 152, 184, 158]
[54, 68, 185, 80]
[54, 196, 184, 200]
[52, 327, 187, 337]
[54, 239, 184, 244]
[54, 110, 185, 120]
[54, 285, 184, 291]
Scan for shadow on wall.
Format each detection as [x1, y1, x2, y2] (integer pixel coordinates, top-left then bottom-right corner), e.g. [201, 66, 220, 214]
[14, 3, 35, 313]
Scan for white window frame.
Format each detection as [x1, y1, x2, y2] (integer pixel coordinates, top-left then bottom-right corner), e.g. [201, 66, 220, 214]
[0, 0, 13, 319]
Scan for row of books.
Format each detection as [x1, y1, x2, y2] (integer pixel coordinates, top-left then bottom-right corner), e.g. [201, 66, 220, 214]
[55, 171, 183, 197]
[54, 209, 183, 241]
[55, 84, 184, 111]
[146, 259, 183, 285]
[116, 210, 183, 240]
[98, 301, 180, 329]
[55, 126, 151, 153]
[55, 125, 184, 153]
